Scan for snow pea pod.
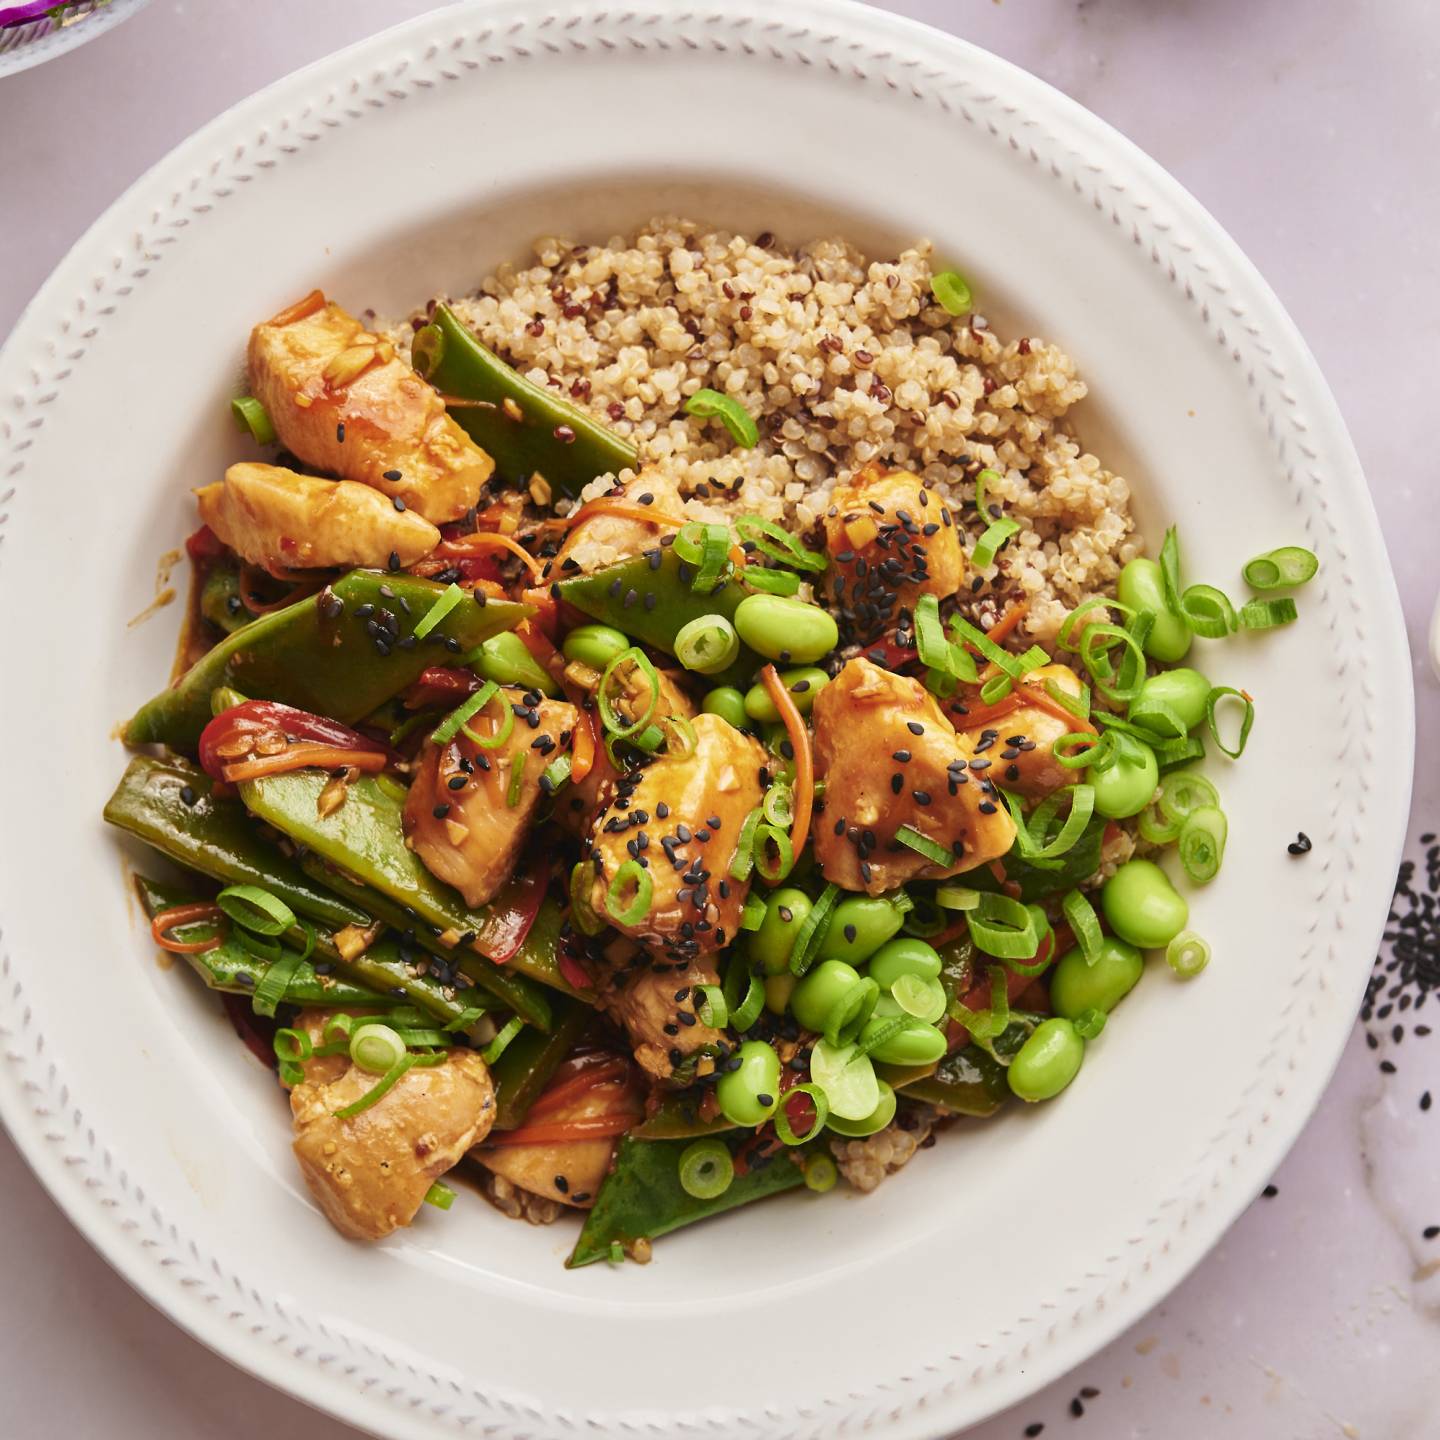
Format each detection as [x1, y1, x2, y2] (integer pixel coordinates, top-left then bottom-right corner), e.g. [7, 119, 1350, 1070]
[125, 569, 529, 750]
[629, 1089, 739, 1141]
[135, 874, 389, 1009]
[567, 1134, 804, 1268]
[883, 1043, 1011, 1118]
[556, 547, 763, 690]
[104, 755, 371, 932]
[240, 769, 583, 1000]
[412, 304, 636, 500]
[199, 563, 254, 634]
[490, 998, 593, 1130]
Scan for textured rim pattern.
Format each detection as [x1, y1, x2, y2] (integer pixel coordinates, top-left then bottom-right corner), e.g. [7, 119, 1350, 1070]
[0, 4, 1401, 1437]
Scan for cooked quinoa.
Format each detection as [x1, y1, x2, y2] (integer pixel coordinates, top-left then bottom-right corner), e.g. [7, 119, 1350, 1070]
[393, 218, 1140, 641]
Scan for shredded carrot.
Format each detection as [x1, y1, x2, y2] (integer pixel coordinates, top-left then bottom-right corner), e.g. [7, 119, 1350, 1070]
[264, 289, 326, 328]
[221, 743, 388, 784]
[570, 705, 599, 784]
[485, 1113, 638, 1147]
[435, 531, 543, 580]
[984, 597, 1030, 645]
[953, 680, 1094, 734]
[524, 1055, 633, 1121]
[1026, 683, 1095, 731]
[566, 498, 683, 532]
[238, 564, 321, 614]
[151, 903, 224, 955]
[949, 691, 1025, 731]
[760, 663, 813, 861]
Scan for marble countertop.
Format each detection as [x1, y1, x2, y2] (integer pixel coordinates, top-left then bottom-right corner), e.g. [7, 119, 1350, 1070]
[2, 1, 1436, 1435]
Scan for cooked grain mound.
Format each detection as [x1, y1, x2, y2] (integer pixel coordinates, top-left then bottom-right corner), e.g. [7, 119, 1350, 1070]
[400, 219, 1139, 640]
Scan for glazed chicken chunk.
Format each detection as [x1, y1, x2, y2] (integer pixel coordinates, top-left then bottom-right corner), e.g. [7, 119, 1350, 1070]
[195, 463, 440, 575]
[598, 952, 729, 1084]
[822, 465, 964, 636]
[554, 469, 686, 577]
[811, 658, 1016, 894]
[286, 1009, 495, 1241]
[474, 1051, 641, 1206]
[586, 713, 766, 960]
[404, 690, 579, 908]
[951, 663, 1091, 799]
[247, 291, 493, 524]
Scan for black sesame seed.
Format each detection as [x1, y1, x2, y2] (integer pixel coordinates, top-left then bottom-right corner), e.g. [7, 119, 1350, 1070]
[447, 775, 467, 791]
[383, 468, 403, 481]
[179, 785, 197, 807]
[1262, 1183, 1279, 1198]
[432, 803, 451, 819]
[1069, 1399, 1084, 1419]
[906, 721, 924, 735]
[1425, 1225, 1440, 1240]
[336, 422, 345, 443]
[554, 1175, 569, 1193]
[1288, 831, 1313, 855]
[387, 551, 401, 572]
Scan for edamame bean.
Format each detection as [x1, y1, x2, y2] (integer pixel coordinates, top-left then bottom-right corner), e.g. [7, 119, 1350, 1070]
[1101, 859, 1189, 948]
[1117, 557, 1191, 663]
[1007, 1018, 1085, 1102]
[474, 631, 560, 696]
[764, 974, 797, 1016]
[826, 1079, 897, 1137]
[1132, 667, 1211, 736]
[1050, 938, 1144, 1018]
[818, 894, 906, 964]
[733, 594, 839, 664]
[715, 1039, 782, 1126]
[702, 685, 751, 732]
[743, 666, 831, 723]
[867, 936, 943, 991]
[1091, 738, 1159, 819]
[791, 960, 877, 1044]
[749, 888, 813, 975]
[561, 622, 630, 671]
[858, 1016, 948, 1066]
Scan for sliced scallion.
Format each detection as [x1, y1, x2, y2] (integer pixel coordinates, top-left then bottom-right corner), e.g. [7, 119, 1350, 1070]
[894, 823, 954, 867]
[216, 884, 295, 938]
[695, 984, 729, 1029]
[1166, 930, 1211, 978]
[935, 883, 981, 911]
[773, 1082, 829, 1146]
[1178, 804, 1227, 884]
[231, 395, 276, 445]
[1061, 889, 1104, 965]
[788, 882, 841, 977]
[734, 514, 826, 573]
[605, 860, 654, 926]
[1237, 597, 1299, 630]
[740, 893, 768, 931]
[685, 388, 759, 448]
[972, 516, 1021, 570]
[597, 647, 660, 739]
[1072, 1007, 1107, 1040]
[1205, 686, 1254, 758]
[350, 1022, 407, 1075]
[1179, 584, 1237, 639]
[251, 949, 302, 1018]
[481, 1016, 525, 1065]
[423, 1181, 456, 1211]
[674, 613, 740, 675]
[1242, 546, 1317, 591]
[930, 270, 973, 316]
[411, 582, 465, 640]
[729, 806, 764, 882]
[966, 892, 1041, 960]
[677, 1138, 735, 1199]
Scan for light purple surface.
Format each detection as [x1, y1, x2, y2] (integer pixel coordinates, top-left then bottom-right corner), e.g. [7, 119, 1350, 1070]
[1, 2, 1436, 1436]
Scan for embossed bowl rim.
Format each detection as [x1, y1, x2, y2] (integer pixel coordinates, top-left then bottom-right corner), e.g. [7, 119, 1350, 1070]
[0, 2, 1412, 1436]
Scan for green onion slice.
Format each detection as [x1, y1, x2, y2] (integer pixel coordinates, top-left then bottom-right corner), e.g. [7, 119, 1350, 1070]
[734, 514, 826, 573]
[914, 594, 954, 675]
[1180, 584, 1237, 639]
[540, 754, 572, 794]
[763, 783, 795, 828]
[424, 1181, 456, 1211]
[1178, 804, 1227, 884]
[803, 1151, 839, 1193]
[685, 388, 759, 448]
[1045, 678, 1091, 721]
[935, 883, 981, 911]
[972, 517, 1021, 570]
[948, 964, 1010, 1040]
[1072, 1007, 1107, 1040]
[412, 582, 465, 640]
[597, 647, 661, 739]
[1242, 546, 1318, 591]
[1159, 526, 1183, 613]
[605, 860, 654, 926]
[1157, 769, 1220, 826]
[729, 806, 764, 882]
[891, 973, 948, 1023]
[251, 950, 302, 1018]
[216, 884, 296, 938]
[505, 753, 526, 807]
[1061, 889, 1104, 966]
[569, 860, 606, 937]
[823, 976, 880, 1048]
[674, 613, 740, 675]
[1152, 734, 1207, 772]
[1137, 802, 1182, 845]
[894, 824, 955, 867]
[1127, 694, 1188, 739]
[350, 1022, 407, 1075]
[1237, 597, 1299, 630]
[967, 892, 1042, 959]
[231, 395, 276, 445]
[931, 270, 973, 316]
[432, 680, 511, 749]
[789, 883, 841, 977]
[695, 984, 729, 1029]
[443, 1005, 489, 1034]
[1056, 596, 1130, 652]
[773, 1083, 829, 1146]
[900, 894, 946, 938]
[333, 1053, 418, 1119]
[740, 893, 768, 931]
[677, 1138, 735, 1199]
[1053, 730, 1107, 771]
[1205, 686, 1254, 759]
[481, 1015, 525, 1065]
[741, 565, 802, 596]
[1166, 929, 1211, 978]
[1078, 615, 1151, 705]
[754, 825, 796, 884]
[723, 952, 766, 1033]
[1005, 784, 1096, 863]
[273, 1027, 313, 1065]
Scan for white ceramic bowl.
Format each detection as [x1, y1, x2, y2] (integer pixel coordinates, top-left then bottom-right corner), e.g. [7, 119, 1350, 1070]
[0, 0, 150, 77]
[0, 3, 1412, 1437]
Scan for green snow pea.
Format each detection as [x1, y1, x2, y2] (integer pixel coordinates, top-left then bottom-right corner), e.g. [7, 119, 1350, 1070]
[104, 755, 370, 932]
[556, 547, 764, 690]
[124, 570, 529, 750]
[490, 998, 593, 1130]
[412, 304, 637, 499]
[884, 1043, 1010, 1118]
[199, 563, 255, 634]
[567, 1135, 804, 1268]
[630, 1089, 739, 1141]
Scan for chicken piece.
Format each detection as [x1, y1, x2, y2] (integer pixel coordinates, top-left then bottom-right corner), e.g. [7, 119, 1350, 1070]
[195, 462, 440, 574]
[286, 1009, 495, 1241]
[822, 464, 964, 636]
[247, 292, 493, 524]
[951, 664, 1089, 799]
[811, 658, 1016, 894]
[473, 1052, 641, 1207]
[555, 667, 697, 838]
[598, 953, 728, 1084]
[555, 469, 686, 575]
[586, 713, 766, 960]
[404, 690, 579, 908]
